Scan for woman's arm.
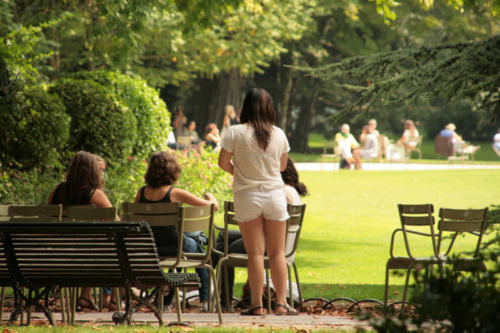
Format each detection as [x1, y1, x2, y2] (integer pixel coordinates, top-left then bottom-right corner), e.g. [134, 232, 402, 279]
[133, 189, 141, 203]
[90, 189, 121, 220]
[218, 148, 234, 175]
[280, 153, 288, 172]
[47, 186, 58, 204]
[223, 115, 229, 127]
[171, 188, 219, 211]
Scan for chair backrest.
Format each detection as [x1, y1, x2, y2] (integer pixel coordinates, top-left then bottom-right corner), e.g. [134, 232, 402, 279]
[434, 135, 454, 157]
[452, 142, 467, 156]
[397, 204, 437, 259]
[0, 205, 10, 221]
[178, 204, 215, 265]
[68, 206, 118, 221]
[8, 205, 62, 221]
[61, 204, 97, 220]
[177, 136, 192, 150]
[122, 201, 180, 226]
[323, 141, 338, 154]
[408, 135, 423, 148]
[437, 207, 489, 258]
[285, 204, 307, 259]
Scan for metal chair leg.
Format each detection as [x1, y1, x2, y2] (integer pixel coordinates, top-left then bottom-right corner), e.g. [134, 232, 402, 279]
[293, 262, 304, 311]
[265, 269, 271, 314]
[0, 287, 5, 324]
[206, 266, 223, 325]
[400, 268, 413, 317]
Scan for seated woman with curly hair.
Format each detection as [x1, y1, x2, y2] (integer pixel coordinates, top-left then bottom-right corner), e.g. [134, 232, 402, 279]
[134, 151, 219, 312]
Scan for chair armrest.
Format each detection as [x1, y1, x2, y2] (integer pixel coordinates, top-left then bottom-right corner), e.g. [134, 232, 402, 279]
[389, 229, 403, 258]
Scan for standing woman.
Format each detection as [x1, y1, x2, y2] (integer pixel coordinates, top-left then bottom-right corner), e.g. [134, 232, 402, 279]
[221, 105, 240, 138]
[218, 88, 298, 316]
[174, 106, 187, 138]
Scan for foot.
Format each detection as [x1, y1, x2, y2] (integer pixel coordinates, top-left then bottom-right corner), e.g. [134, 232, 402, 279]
[240, 306, 266, 316]
[276, 303, 299, 315]
[201, 300, 209, 313]
[163, 305, 172, 313]
[103, 300, 117, 311]
[77, 298, 99, 312]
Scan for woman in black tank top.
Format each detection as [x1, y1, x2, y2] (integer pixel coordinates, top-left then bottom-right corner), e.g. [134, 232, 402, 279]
[47, 151, 119, 311]
[135, 151, 219, 312]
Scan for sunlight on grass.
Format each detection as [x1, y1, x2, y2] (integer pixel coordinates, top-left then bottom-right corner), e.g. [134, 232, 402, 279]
[230, 169, 498, 302]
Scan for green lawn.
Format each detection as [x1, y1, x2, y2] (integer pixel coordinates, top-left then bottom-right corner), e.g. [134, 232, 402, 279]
[295, 132, 500, 163]
[228, 169, 499, 302]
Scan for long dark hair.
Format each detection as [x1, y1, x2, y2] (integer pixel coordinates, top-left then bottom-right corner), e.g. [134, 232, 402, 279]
[240, 88, 276, 150]
[59, 151, 103, 206]
[280, 157, 308, 196]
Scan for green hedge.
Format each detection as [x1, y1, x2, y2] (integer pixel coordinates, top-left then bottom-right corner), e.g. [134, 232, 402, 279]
[69, 71, 170, 159]
[50, 78, 138, 166]
[0, 85, 69, 170]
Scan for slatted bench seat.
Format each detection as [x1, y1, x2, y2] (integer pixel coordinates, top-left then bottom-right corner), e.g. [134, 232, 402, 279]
[0, 221, 199, 326]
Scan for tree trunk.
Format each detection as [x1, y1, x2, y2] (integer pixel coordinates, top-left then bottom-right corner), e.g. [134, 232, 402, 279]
[195, 68, 242, 131]
[278, 56, 298, 131]
[289, 87, 318, 153]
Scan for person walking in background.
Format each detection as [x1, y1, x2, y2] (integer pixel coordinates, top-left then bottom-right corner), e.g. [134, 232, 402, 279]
[221, 105, 240, 138]
[218, 88, 298, 316]
[173, 106, 187, 138]
[47, 151, 120, 311]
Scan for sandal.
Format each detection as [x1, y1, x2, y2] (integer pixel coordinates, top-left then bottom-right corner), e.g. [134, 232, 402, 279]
[240, 306, 267, 316]
[103, 300, 117, 311]
[275, 303, 299, 316]
[77, 297, 99, 312]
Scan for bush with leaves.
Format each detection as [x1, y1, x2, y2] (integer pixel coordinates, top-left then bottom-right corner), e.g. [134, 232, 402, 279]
[0, 85, 69, 171]
[68, 71, 170, 159]
[50, 78, 138, 166]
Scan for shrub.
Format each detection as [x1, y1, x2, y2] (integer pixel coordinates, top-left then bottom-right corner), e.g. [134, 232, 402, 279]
[0, 166, 61, 204]
[50, 78, 137, 166]
[0, 85, 69, 170]
[68, 71, 171, 159]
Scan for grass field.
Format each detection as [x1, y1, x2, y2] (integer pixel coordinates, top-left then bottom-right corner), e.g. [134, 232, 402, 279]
[291, 132, 500, 163]
[228, 169, 499, 302]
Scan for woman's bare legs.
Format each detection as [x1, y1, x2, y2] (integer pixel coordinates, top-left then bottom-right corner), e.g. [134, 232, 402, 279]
[239, 217, 266, 314]
[263, 219, 288, 314]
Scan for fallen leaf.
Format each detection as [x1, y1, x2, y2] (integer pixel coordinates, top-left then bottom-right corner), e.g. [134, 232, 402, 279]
[4, 329, 18, 333]
[308, 271, 317, 277]
[258, 324, 265, 327]
[313, 316, 320, 319]
[340, 285, 346, 289]
[181, 328, 194, 332]
[393, 291, 400, 295]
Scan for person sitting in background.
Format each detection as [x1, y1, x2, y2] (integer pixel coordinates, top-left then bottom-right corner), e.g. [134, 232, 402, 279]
[187, 121, 202, 145]
[493, 129, 500, 156]
[398, 119, 419, 148]
[359, 126, 368, 146]
[368, 119, 380, 136]
[334, 124, 361, 169]
[205, 123, 222, 151]
[135, 151, 219, 313]
[210, 157, 307, 311]
[48, 151, 120, 311]
[439, 123, 461, 143]
[440, 123, 480, 154]
[167, 131, 177, 150]
[358, 127, 379, 167]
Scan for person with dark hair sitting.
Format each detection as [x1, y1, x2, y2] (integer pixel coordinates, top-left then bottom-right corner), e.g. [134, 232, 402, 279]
[205, 123, 222, 151]
[134, 151, 219, 312]
[48, 151, 120, 311]
[211, 157, 307, 311]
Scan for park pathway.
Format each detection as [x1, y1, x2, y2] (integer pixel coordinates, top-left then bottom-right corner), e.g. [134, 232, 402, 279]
[295, 162, 500, 172]
[3, 311, 370, 329]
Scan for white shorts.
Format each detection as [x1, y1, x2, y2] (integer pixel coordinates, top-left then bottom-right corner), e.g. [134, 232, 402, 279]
[233, 186, 289, 223]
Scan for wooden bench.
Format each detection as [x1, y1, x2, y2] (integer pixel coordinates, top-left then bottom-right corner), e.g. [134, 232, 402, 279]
[0, 221, 199, 326]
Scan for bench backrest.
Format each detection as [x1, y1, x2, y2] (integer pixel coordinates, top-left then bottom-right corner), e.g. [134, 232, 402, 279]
[9, 205, 62, 221]
[0, 221, 169, 290]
